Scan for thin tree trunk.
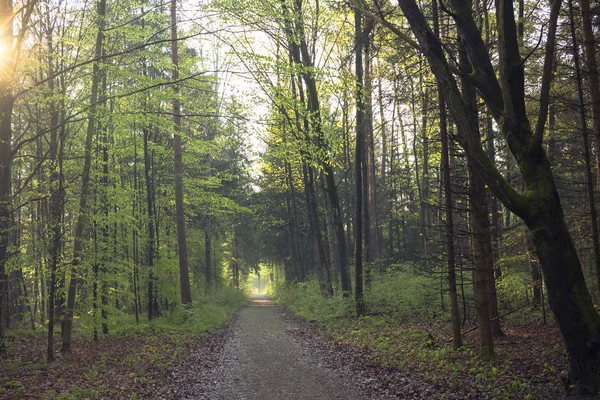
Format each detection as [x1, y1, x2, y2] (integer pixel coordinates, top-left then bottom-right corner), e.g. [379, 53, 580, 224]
[143, 127, 157, 320]
[61, 0, 107, 352]
[377, 75, 387, 261]
[354, 7, 365, 316]
[459, 36, 495, 356]
[45, 12, 65, 359]
[578, 0, 600, 191]
[132, 132, 140, 323]
[433, 0, 461, 348]
[204, 214, 212, 292]
[170, 0, 192, 305]
[568, 0, 600, 297]
[364, 36, 378, 277]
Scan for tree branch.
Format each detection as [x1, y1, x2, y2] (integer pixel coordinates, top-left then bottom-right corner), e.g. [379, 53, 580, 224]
[396, 0, 530, 217]
[532, 0, 562, 148]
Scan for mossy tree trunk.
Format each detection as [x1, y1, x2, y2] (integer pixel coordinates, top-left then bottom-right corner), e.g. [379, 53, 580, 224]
[397, 0, 600, 393]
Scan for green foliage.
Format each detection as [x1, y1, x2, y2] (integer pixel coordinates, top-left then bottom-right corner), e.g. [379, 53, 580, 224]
[277, 266, 444, 322]
[110, 288, 248, 336]
[366, 270, 444, 319]
[496, 270, 531, 308]
[277, 279, 354, 321]
[277, 270, 562, 398]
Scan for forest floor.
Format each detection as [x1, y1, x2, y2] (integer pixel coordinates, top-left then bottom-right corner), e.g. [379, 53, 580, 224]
[1, 295, 568, 399]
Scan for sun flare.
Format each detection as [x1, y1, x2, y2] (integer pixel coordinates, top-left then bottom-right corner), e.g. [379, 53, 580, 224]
[0, 41, 7, 78]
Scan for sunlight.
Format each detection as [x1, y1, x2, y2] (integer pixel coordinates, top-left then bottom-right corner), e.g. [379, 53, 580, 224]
[0, 41, 8, 78]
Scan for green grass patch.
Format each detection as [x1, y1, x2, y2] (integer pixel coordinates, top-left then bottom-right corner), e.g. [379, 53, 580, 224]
[73, 287, 249, 337]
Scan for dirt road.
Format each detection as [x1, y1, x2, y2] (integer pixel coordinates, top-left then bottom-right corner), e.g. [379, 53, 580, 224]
[210, 293, 365, 399]
[159, 294, 414, 399]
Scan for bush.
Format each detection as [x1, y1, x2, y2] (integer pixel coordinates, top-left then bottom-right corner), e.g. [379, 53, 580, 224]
[112, 287, 248, 336]
[276, 268, 443, 322]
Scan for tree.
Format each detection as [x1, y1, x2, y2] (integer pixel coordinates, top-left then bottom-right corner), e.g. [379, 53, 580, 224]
[170, 0, 192, 305]
[61, 0, 107, 353]
[432, 0, 461, 349]
[354, 6, 366, 316]
[0, 0, 15, 354]
[396, 0, 600, 392]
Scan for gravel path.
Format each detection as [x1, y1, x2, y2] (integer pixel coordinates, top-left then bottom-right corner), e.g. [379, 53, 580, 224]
[158, 295, 415, 399]
[203, 294, 365, 399]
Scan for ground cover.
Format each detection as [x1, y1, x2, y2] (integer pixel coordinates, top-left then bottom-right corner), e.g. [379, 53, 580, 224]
[277, 277, 567, 399]
[0, 290, 247, 399]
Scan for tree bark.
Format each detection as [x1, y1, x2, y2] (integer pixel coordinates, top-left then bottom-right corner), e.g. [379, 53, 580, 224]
[143, 127, 157, 320]
[568, 0, 600, 299]
[578, 0, 600, 191]
[363, 35, 378, 278]
[354, 7, 365, 316]
[44, 9, 66, 360]
[61, 0, 107, 352]
[433, 0, 461, 349]
[459, 37, 495, 356]
[170, 0, 192, 305]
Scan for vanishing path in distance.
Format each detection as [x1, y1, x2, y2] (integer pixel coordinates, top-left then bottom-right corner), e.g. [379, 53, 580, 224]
[201, 293, 364, 399]
[158, 294, 424, 400]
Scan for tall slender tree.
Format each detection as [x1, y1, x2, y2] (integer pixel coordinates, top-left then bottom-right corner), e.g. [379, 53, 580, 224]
[170, 0, 192, 305]
[62, 0, 107, 353]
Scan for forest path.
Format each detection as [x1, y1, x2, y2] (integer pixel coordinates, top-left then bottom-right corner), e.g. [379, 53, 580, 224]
[204, 293, 365, 399]
[158, 293, 419, 399]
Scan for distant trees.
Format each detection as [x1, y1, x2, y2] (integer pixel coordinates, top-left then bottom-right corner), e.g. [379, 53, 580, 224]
[0, 0, 257, 361]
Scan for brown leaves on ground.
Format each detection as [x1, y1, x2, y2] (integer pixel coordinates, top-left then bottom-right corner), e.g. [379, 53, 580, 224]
[0, 329, 194, 399]
[283, 310, 568, 399]
[1, 310, 567, 399]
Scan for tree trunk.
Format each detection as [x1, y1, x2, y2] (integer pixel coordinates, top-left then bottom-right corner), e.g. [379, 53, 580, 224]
[143, 127, 157, 320]
[354, 7, 365, 316]
[397, 0, 600, 392]
[44, 14, 66, 359]
[301, 162, 332, 296]
[433, 0, 461, 349]
[285, 160, 305, 281]
[363, 36, 378, 278]
[170, 0, 192, 305]
[526, 234, 542, 306]
[204, 213, 212, 292]
[458, 38, 495, 356]
[570, 0, 600, 297]
[132, 132, 140, 323]
[377, 75, 387, 261]
[0, 88, 12, 355]
[578, 0, 600, 191]
[61, 0, 107, 352]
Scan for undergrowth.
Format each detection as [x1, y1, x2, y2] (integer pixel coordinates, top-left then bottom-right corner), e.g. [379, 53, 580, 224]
[74, 286, 249, 337]
[1, 288, 248, 399]
[277, 269, 445, 322]
[276, 271, 565, 399]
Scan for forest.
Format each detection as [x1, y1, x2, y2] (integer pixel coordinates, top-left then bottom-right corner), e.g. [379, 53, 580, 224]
[1, 0, 600, 397]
